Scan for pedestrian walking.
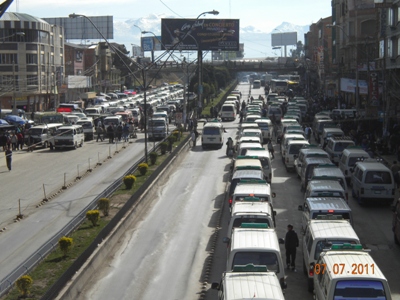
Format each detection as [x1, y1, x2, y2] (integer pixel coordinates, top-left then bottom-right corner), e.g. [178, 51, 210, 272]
[226, 137, 234, 157]
[190, 130, 196, 148]
[267, 140, 275, 159]
[5, 147, 12, 171]
[96, 125, 104, 142]
[122, 123, 130, 142]
[116, 124, 123, 141]
[107, 124, 114, 143]
[10, 133, 17, 151]
[285, 224, 299, 271]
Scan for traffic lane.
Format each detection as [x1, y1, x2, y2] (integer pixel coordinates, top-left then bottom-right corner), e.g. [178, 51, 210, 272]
[0, 134, 161, 229]
[82, 130, 235, 300]
[348, 191, 400, 298]
[0, 137, 152, 280]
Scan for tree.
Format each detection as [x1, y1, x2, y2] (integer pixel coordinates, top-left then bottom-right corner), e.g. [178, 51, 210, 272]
[291, 41, 304, 58]
[58, 236, 73, 257]
[16, 275, 33, 298]
[98, 198, 110, 216]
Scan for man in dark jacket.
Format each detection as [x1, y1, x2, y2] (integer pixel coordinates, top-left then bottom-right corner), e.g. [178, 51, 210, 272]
[285, 224, 299, 271]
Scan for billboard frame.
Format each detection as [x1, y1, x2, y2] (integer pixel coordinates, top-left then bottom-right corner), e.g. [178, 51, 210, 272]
[161, 18, 240, 51]
[271, 32, 297, 47]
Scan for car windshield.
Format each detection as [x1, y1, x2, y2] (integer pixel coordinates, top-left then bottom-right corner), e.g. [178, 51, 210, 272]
[203, 127, 220, 135]
[77, 121, 92, 128]
[58, 128, 74, 136]
[232, 252, 279, 273]
[334, 142, 354, 152]
[365, 171, 392, 184]
[289, 144, 305, 154]
[148, 120, 165, 127]
[29, 128, 44, 135]
[232, 217, 271, 229]
[334, 280, 387, 299]
[314, 240, 357, 260]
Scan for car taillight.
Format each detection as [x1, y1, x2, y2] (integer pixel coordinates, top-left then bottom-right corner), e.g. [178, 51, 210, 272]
[309, 265, 314, 277]
[229, 198, 232, 205]
[361, 188, 364, 195]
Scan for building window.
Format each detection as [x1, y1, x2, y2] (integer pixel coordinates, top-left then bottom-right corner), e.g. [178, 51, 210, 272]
[379, 40, 384, 58]
[26, 54, 38, 64]
[398, 38, 400, 56]
[76, 69, 82, 75]
[0, 53, 18, 64]
[388, 38, 393, 57]
[27, 75, 38, 86]
[388, 8, 395, 26]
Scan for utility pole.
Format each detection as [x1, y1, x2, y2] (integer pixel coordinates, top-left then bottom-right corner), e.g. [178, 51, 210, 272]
[197, 49, 202, 120]
[12, 61, 16, 114]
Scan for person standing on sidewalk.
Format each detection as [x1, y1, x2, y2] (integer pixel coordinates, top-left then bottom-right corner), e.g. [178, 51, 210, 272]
[285, 224, 299, 271]
[5, 146, 12, 171]
[267, 139, 275, 159]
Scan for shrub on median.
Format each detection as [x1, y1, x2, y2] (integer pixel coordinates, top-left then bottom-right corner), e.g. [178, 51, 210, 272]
[86, 210, 100, 226]
[16, 275, 33, 298]
[98, 197, 110, 216]
[138, 163, 149, 175]
[123, 175, 137, 189]
[58, 236, 73, 258]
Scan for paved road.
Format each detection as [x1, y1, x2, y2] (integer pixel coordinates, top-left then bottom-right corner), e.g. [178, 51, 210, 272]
[0, 131, 167, 286]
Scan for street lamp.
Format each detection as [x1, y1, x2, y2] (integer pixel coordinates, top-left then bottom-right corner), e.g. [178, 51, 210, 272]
[69, 13, 150, 162]
[272, 46, 282, 57]
[195, 10, 219, 120]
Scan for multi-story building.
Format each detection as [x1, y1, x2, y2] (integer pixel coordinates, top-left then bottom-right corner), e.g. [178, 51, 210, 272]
[330, 0, 378, 110]
[0, 12, 64, 112]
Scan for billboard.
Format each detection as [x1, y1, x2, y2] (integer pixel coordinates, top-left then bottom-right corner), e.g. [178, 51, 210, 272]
[161, 18, 239, 51]
[141, 36, 162, 52]
[43, 16, 113, 40]
[271, 32, 297, 47]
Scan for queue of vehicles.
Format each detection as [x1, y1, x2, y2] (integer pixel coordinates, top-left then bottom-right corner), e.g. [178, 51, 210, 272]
[210, 87, 394, 299]
[18, 85, 184, 149]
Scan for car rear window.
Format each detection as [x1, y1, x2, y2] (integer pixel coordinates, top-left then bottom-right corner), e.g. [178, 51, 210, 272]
[203, 127, 220, 135]
[222, 106, 234, 111]
[334, 142, 354, 152]
[365, 171, 392, 184]
[289, 144, 305, 154]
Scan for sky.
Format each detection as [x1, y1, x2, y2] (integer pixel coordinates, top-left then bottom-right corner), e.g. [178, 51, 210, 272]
[11, 0, 332, 58]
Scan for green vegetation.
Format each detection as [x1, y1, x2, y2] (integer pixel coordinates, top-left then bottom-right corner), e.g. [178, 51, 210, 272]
[138, 163, 149, 175]
[15, 275, 33, 298]
[98, 198, 110, 216]
[201, 81, 237, 117]
[149, 152, 158, 165]
[58, 237, 73, 258]
[86, 210, 100, 227]
[123, 175, 137, 189]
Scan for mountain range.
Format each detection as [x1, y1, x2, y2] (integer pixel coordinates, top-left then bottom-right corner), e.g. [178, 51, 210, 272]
[112, 14, 310, 59]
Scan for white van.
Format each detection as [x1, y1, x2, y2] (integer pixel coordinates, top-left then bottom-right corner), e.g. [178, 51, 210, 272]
[284, 140, 309, 171]
[302, 220, 360, 292]
[227, 200, 276, 237]
[103, 115, 122, 127]
[321, 127, 344, 144]
[254, 118, 273, 143]
[311, 165, 348, 201]
[339, 147, 370, 183]
[237, 142, 263, 156]
[305, 180, 346, 202]
[224, 226, 286, 288]
[54, 125, 84, 150]
[280, 133, 306, 162]
[324, 136, 355, 164]
[314, 246, 392, 300]
[212, 267, 285, 300]
[300, 157, 334, 191]
[201, 121, 224, 149]
[230, 180, 274, 207]
[295, 146, 330, 177]
[147, 118, 168, 140]
[351, 160, 395, 205]
[231, 157, 264, 178]
[26, 123, 63, 149]
[220, 104, 236, 121]
[76, 118, 95, 140]
[84, 107, 102, 115]
[245, 149, 272, 183]
[298, 197, 353, 231]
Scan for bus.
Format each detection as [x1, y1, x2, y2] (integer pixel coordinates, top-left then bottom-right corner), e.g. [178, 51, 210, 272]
[33, 112, 65, 125]
[270, 79, 288, 95]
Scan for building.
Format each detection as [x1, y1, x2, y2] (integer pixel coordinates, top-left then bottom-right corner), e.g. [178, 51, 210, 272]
[0, 12, 64, 112]
[330, 0, 378, 110]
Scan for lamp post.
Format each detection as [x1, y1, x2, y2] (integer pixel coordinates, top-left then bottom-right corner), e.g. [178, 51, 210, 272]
[327, 24, 359, 111]
[272, 46, 282, 57]
[195, 10, 219, 120]
[69, 13, 149, 162]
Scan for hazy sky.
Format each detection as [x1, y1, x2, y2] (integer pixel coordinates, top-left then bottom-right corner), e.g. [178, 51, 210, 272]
[15, 0, 332, 33]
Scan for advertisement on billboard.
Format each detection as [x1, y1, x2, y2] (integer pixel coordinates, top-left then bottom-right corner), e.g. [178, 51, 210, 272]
[161, 18, 240, 51]
[141, 36, 162, 52]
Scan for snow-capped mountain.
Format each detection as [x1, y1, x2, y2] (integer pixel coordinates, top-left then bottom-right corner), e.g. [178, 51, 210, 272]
[113, 15, 310, 58]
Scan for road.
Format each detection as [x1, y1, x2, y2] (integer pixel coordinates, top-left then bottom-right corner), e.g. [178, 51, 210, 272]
[81, 82, 400, 300]
[0, 131, 168, 287]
